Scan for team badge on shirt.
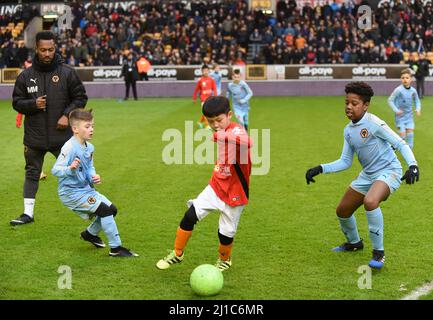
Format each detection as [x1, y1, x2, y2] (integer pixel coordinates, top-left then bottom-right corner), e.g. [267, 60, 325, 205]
[87, 196, 96, 204]
[232, 126, 243, 135]
[52, 75, 59, 83]
[360, 128, 369, 138]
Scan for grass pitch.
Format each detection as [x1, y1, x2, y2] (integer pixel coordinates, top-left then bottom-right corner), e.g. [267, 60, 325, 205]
[0, 95, 432, 300]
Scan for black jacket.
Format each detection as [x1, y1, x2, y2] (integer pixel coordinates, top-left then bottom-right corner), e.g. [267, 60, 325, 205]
[121, 59, 139, 81]
[418, 58, 430, 78]
[12, 54, 88, 150]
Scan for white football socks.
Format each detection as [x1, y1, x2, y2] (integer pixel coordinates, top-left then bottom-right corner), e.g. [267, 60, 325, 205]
[24, 198, 35, 217]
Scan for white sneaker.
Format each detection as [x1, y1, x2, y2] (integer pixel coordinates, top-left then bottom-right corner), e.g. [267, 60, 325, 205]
[156, 250, 184, 270]
[215, 257, 232, 271]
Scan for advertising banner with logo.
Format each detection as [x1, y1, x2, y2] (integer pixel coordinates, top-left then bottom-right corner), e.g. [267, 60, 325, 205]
[285, 65, 409, 80]
[192, 66, 233, 80]
[149, 67, 180, 80]
[2, 65, 427, 83]
[75, 66, 233, 82]
[76, 67, 180, 81]
[92, 68, 123, 81]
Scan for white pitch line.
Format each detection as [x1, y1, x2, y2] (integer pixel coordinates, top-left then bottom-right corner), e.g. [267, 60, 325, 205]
[401, 281, 433, 300]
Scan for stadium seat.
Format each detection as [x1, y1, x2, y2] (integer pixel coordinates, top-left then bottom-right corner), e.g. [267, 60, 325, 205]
[403, 51, 410, 61]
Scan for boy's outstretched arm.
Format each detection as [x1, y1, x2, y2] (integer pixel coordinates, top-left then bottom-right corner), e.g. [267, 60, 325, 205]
[306, 137, 354, 184]
[374, 121, 419, 184]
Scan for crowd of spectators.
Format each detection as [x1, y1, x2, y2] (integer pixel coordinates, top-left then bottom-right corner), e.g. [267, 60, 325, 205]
[1, 0, 433, 68]
[271, 0, 433, 64]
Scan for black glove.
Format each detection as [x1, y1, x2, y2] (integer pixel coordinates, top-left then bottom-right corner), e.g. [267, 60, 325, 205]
[401, 165, 419, 184]
[306, 165, 323, 184]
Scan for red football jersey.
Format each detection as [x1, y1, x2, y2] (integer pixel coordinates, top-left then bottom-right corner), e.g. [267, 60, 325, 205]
[209, 122, 252, 207]
[192, 76, 217, 103]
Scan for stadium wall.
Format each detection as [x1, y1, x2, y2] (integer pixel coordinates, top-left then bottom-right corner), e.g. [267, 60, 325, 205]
[79, 79, 433, 97]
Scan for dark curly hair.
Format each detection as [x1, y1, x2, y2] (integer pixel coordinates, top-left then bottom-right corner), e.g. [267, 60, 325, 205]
[345, 82, 374, 103]
[36, 31, 56, 45]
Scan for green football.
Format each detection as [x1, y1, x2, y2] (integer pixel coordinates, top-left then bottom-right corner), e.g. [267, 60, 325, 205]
[190, 264, 224, 296]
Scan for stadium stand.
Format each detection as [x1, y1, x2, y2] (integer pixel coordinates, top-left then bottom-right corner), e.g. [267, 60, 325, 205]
[1, 0, 433, 68]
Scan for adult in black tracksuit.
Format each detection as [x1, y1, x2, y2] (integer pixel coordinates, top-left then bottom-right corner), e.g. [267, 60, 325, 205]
[414, 52, 431, 99]
[11, 31, 88, 225]
[121, 53, 139, 100]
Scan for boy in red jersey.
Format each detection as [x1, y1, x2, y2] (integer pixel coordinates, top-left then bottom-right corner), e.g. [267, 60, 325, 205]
[156, 96, 252, 271]
[192, 64, 217, 129]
